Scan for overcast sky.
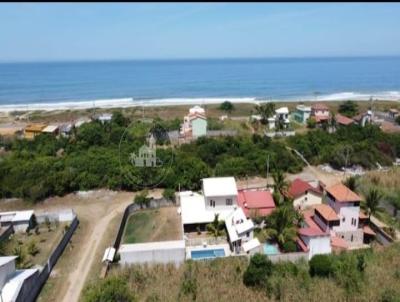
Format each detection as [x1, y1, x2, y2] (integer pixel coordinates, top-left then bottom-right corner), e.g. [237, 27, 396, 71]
[1, 3, 400, 62]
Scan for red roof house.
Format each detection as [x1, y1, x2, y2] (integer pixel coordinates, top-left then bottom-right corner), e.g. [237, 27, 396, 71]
[237, 189, 276, 218]
[288, 178, 323, 210]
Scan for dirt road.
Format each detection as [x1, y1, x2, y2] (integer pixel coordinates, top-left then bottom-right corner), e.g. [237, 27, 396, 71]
[60, 199, 131, 302]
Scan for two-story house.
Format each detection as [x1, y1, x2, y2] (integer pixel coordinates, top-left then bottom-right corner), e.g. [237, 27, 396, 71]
[287, 178, 323, 210]
[324, 183, 364, 245]
[310, 103, 330, 126]
[180, 106, 207, 139]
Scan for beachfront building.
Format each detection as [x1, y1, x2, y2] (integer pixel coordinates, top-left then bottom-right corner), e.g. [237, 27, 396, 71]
[0, 256, 39, 302]
[294, 105, 311, 124]
[267, 107, 290, 130]
[180, 106, 207, 140]
[353, 110, 373, 127]
[59, 123, 73, 137]
[42, 125, 59, 135]
[335, 114, 355, 127]
[237, 189, 276, 219]
[24, 123, 47, 139]
[388, 108, 399, 120]
[97, 113, 113, 124]
[297, 207, 332, 259]
[0, 210, 35, 233]
[310, 103, 330, 126]
[324, 183, 364, 246]
[287, 178, 323, 210]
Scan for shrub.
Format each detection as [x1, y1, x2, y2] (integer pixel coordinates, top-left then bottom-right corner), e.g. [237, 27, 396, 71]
[134, 190, 150, 209]
[219, 101, 235, 114]
[309, 254, 335, 277]
[162, 188, 175, 203]
[82, 275, 136, 302]
[281, 241, 297, 253]
[27, 240, 40, 256]
[307, 118, 316, 129]
[179, 262, 197, 300]
[243, 253, 273, 287]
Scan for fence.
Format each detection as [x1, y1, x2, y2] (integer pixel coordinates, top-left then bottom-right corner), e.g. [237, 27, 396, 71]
[0, 224, 13, 243]
[15, 216, 79, 302]
[266, 251, 309, 263]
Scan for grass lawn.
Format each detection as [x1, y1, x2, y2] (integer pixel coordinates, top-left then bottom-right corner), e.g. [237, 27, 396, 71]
[122, 207, 182, 244]
[1, 222, 67, 268]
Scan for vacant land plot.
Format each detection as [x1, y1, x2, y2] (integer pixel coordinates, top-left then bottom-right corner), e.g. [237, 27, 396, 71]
[1, 221, 67, 267]
[122, 207, 182, 244]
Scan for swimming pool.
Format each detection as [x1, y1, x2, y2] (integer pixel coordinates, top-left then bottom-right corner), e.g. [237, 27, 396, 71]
[191, 248, 226, 260]
[263, 243, 280, 255]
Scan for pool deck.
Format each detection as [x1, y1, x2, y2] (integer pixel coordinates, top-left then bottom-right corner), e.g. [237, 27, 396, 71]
[186, 243, 231, 260]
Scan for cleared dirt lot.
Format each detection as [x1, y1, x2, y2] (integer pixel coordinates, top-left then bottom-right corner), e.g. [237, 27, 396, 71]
[123, 207, 182, 244]
[1, 189, 135, 302]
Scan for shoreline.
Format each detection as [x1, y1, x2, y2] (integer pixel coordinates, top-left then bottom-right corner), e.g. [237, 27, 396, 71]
[1, 93, 400, 113]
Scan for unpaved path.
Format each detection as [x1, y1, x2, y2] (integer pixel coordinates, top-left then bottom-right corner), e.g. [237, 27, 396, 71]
[60, 198, 132, 302]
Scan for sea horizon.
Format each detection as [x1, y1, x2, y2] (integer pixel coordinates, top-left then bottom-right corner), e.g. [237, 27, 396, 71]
[1, 56, 400, 111]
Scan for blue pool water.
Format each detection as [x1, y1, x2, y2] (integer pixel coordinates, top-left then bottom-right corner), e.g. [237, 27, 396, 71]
[191, 248, 226, 260]
[263, 243, 280, 255]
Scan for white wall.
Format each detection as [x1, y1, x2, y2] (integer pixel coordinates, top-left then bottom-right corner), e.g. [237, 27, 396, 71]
[13, 221, 30, 233]
[119, 243, 186, 266]
[205, 195, 237, 210]
[308, 236, 331, 259]
[192, 118, 207, 137]
[293, 192, 322, 210]
[0, 260, 15, 288]
[327, 196, 360, 232]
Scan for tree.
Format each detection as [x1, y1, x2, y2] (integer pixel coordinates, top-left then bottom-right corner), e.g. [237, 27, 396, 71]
[264, 205, 297, 247]
[162, 188, 176, 203]
[364, 188, 383, 219]
[395, 115, 400, 126]
[307, 118, 317, 129]
[111, 110, 129, 127]
[82, 275, 136, 302]
[219, 101, 235, 115]
[206, 214, 225, 238]
[343, 176, 359, 192]
[272, 170, 288, 196]
[339, 100, 358, 118]
[134, 190, 150, 209]
[243, 253, 273, 287]
[253, 103, 275, 124]
[309, 254, 335, 277]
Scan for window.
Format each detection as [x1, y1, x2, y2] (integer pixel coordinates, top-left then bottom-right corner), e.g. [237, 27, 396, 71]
[226, 198, 233, 206]
[351, 235, 354, 242]
[247, 232, 250, 238]
[342, 217, 345, 222]
[209, 200, 215, 208]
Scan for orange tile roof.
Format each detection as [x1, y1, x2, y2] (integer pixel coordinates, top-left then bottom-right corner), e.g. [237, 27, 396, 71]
[331, 235, 348, 249]
[288, 178, 322, 199]
[359, 211, 368, 220]
[315, 204, 339, 221]
[326, 183, 361, 203]
[335, 114, 354, 126]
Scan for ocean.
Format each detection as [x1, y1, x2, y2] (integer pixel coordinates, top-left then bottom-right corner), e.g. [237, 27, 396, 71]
[0, 57, 400, 110]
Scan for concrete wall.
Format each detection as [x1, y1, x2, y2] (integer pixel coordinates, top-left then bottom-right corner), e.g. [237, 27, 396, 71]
[327, 196, 360, 232]
[301, 235, 331, 259]
[335, 229, 364, 246]
[267, 251, 309, 263]
[0, 259, 15, 288]
[119, 241, 186, 266]
[293, 191, 322, 210]
[15, 216, 79, 302]
[0, 225, 14, 243]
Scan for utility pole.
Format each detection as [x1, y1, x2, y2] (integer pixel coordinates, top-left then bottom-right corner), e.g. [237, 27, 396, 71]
[266, 154, 270, 189]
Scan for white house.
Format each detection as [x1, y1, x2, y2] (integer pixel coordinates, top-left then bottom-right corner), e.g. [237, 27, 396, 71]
[0, 256, 39, 302]
[179, 177, 259, 254]
[202, 177, 238, 209]
[288, 178, 323, 210]
[97, 113, 113, 124]
[0, 211, 35, 233]
[267, 107, 291, 130]
[325, 183, 364, 245]
[180, 106, 207, 139]
[225, 207, 255, 254]
[294, 105, 312, 124]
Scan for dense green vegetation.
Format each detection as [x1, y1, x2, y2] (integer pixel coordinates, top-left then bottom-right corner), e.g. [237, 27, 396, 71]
[288, 124, 400, 169]
[83, 244, 400, 301]
[0, 112, 302, 202]
[338, 100, 359, 117]
[1, 110, 400, 203]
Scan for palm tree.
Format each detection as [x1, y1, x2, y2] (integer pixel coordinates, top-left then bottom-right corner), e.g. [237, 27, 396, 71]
[365, 188, 384, 219]
[264, 206, 297, 246]
[206, 214, 225, 238]
[272, 170, 288, 195]
[254, 103, 275, 124]
[343, 176, 359, 192]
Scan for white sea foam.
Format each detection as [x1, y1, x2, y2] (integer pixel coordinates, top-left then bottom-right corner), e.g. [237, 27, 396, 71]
[0, 92, 399, 112]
